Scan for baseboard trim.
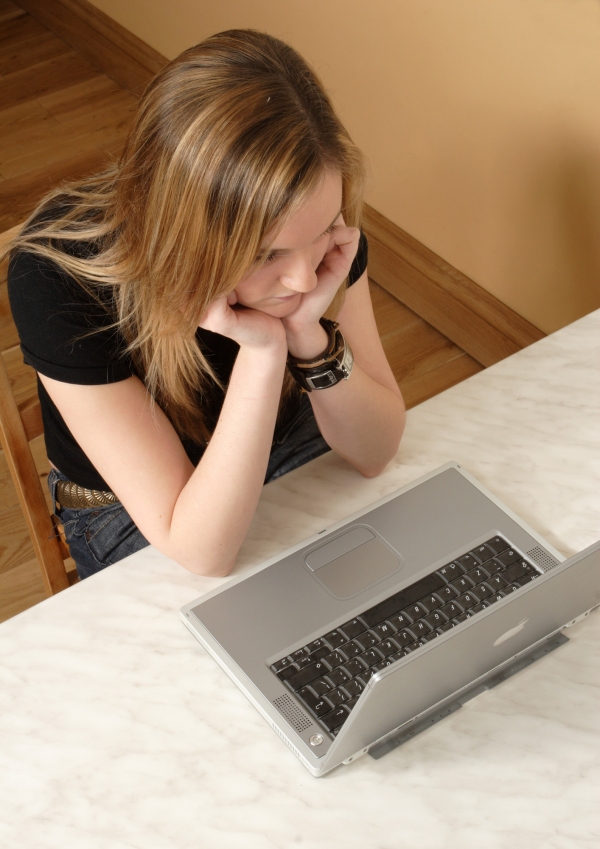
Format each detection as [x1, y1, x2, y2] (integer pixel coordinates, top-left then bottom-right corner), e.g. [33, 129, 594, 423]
[16, 0, 167, 94]
[363, 205, 544, 366]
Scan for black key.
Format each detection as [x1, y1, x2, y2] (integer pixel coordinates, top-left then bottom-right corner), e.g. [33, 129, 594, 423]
[309, 678, 332, 697]
[320, 706, 349, 733]
[505, 583, 521, 594]
[520, 573, 539, 585]
[403, 641, 419, 653]
[291, 648, 310, 661]
[326, 687, 350, 707]
[388, 611, 414, 628]
[456, 553, 479, 571]
[406, 619, 432, 639]
[406, 572, 446, 601]
[326, 666, 349, 688]
[309, 646, 330, 661]
[402, 602, 427, 621]
[360, 648, 384, 668]
[434, 585, 457, 604]
[449, 574, 475, 594]
[455, 591, 478, 610]
[482, 558, 504, 575]
[271, 656, 294, 673]
[484, 536, 510, 556]
[339, 641, 363, 659]
[275, 663, 300, 681]
[393, 629, 415, 649]
[358, 591, 409, 629]
[355, 673, 371, 687]
[322, 650, 346, 670]
[285, 660, 329, 691]
[306, 638, 327, 653]
[465, 566, 489, 585]
[354, 632, 380, 651]
[439, 601, 463, 619]
[495, 549, 521, 569]
[485, 574, 508, 591]
[377, 638, 399, 657]
[436, 621, 455, 633]
[346, 697, 360, 711]
[467, 603, 486, 616]
[338, 619, 365, 641]
[437, 562, 465, 582]
[419, 594, 442, 613]
[503, 560, 533, 583]
[298, 688, 331, 717]
[371, 661, 388, 673]
[372, 622, 395, 640]
[473, 582, 493, 600]
[343, 658, 368, 678]
[471, 543, 494, 563]
[423, 610, 447, 629]
[294, 655, 314, 669]
[486, 592, 506, 605]
[422, 631, 438, 643]
[454, 612, 469, 623]
[323, 630, 347, 650]
[343, 678, 364, 698]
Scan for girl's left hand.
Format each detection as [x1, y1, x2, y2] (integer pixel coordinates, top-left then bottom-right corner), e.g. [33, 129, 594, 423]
[282, 218, 360, 336]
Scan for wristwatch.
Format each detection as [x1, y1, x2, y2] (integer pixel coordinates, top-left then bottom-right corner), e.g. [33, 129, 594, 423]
[287, 318, 354, 392]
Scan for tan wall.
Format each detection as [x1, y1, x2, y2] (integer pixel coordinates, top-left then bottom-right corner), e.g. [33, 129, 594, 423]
[89, 0, 600, 334]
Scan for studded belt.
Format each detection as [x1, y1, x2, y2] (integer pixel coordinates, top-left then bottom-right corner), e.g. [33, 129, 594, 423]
[55, 479, 120, 509]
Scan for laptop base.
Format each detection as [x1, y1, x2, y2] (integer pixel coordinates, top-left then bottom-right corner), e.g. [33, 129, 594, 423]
[368, 630, 569, 760]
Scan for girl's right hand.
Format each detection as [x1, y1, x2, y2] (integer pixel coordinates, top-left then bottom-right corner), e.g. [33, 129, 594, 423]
[199, 293, 287, 351]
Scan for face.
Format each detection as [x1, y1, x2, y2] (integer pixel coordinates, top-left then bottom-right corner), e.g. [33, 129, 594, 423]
[232, 170, 343, 317]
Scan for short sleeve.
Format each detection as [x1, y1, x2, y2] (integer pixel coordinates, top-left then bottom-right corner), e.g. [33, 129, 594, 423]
[8, 249, 134, 385]
[348, 231, 368, 286]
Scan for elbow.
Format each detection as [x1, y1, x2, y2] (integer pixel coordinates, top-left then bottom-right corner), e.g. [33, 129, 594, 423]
[180, 554, 236, 578]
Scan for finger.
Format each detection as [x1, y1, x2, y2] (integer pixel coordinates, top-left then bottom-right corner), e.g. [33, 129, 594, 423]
[227, 290, 238, 306]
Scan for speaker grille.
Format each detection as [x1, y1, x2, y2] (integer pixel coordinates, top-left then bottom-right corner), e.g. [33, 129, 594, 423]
[527, 546, 560, 572]
[273, 694, 314, 732]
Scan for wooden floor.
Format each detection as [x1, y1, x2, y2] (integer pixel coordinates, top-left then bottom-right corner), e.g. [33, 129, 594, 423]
[0, 1, 482, 623]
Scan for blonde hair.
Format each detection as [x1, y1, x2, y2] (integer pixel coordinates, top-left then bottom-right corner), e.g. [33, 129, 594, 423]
[7, 29, 366, 444]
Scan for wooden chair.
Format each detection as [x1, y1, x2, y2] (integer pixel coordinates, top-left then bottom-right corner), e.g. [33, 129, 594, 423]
[0, 225, 76, 594]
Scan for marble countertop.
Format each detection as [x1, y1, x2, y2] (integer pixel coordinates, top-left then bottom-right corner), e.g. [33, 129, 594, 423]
[1, 311, 599, 849]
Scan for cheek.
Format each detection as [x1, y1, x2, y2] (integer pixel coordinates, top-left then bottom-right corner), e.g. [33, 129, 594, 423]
[235, 269, 273, 305]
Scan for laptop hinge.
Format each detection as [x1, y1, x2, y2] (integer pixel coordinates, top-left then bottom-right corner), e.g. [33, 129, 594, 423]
[368, 630, 569, 760]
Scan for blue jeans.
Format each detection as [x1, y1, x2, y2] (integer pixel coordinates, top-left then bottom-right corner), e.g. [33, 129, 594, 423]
[49, 394, 329, 580]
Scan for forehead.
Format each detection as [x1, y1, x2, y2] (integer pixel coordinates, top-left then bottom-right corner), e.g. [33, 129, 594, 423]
[266, 170, 342, 249]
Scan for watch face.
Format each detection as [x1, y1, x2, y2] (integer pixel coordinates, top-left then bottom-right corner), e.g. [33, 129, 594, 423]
[341, 343, 354, 377]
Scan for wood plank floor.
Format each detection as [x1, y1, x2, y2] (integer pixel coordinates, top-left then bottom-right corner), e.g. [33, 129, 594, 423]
[0, 2, 483, 623]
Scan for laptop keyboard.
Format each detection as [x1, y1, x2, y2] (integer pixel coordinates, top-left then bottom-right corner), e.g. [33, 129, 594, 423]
[270, 536, 541, 738]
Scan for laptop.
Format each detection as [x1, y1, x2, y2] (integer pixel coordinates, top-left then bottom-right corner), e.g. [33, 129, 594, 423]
[180, 462, 600, 777]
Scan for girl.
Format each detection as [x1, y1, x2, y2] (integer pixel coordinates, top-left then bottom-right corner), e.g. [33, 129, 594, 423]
[7, 30, 405, 580]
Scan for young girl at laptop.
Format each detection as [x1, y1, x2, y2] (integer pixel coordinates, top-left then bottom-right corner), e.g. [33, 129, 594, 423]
[7, 30, 405, 580]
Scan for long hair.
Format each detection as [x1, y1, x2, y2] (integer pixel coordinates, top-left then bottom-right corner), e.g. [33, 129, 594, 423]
[6, 29, 366, 444]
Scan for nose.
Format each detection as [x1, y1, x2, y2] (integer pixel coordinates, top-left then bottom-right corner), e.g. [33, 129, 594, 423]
[279, 252, 317, 294]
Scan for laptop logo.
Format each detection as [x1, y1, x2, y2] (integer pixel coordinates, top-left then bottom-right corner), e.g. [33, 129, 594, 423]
[493, 618, 529, 646]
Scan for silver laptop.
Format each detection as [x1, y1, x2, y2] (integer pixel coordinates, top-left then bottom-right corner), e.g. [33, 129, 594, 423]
[180, 462, 600, 777]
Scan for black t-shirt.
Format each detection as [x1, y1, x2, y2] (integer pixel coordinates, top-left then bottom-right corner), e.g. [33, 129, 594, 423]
[8, 232, 368, 490]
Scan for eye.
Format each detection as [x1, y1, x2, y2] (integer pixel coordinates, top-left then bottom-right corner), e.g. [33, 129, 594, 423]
[323, 223, 337, 237]
[263, 251, 277, 264]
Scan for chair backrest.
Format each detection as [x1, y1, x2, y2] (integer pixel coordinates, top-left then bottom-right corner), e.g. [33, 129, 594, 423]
[0, 226, 75, 595]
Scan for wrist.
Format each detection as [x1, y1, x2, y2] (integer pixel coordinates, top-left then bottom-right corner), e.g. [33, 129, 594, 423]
[285, 321, 329, 360]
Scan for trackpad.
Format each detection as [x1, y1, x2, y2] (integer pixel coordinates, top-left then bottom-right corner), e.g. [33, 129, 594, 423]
[305, 526, 402, 599]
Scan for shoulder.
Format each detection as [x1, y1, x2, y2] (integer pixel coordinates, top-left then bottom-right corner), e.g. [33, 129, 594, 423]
[348, 231, 368, 287]
[8, 245, 133, 385]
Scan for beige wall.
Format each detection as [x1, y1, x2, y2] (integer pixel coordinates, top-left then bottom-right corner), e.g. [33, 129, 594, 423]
[89, 0, 600, 333]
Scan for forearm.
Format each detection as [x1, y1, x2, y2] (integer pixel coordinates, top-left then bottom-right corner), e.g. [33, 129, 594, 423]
[309, 365, 406, 478]
[167, 345, 287, 576]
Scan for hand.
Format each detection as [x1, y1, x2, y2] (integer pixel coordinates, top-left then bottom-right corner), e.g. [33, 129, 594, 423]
[282, 218, 360, 354]
[199, 293, 287, 352]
